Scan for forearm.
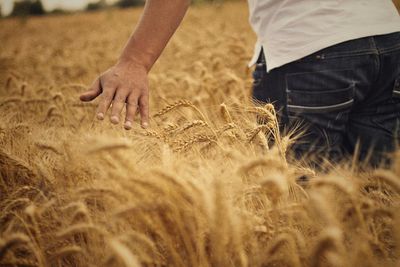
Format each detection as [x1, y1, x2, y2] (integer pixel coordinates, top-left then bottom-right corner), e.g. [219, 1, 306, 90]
[81, 0, 190, 129]
[118, 0, 191, 71]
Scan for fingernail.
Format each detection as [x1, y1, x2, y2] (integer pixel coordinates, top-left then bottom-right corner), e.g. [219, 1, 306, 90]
[124, 121, 132, 130]
[97, 113, 104, 120]
[141, 122, 149, 129]
[110, 116, 119, 124]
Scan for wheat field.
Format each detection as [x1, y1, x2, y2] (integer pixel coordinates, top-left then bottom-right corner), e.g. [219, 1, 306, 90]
[0, 2, 399, 267]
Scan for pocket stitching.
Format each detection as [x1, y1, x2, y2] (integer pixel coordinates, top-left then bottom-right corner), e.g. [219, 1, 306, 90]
[287, 99, 354, 114]
[286, 85, 353, 95]
[285, 68, 353, 80]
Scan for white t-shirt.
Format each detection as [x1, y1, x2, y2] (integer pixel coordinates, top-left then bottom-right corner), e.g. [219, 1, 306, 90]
[248, 0, 400, 72]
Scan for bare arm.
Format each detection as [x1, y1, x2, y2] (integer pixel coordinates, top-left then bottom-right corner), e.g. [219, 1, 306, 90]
[80, 0, 191, 129]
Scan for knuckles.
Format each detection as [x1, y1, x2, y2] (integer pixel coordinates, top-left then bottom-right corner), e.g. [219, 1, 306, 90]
[97, 66, 149, 101]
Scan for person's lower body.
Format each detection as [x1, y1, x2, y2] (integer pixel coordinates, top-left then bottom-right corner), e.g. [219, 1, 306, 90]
[252, 32, 400, 168]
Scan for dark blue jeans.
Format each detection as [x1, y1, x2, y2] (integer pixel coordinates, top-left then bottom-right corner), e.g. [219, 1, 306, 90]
[253, 32, 400, 166]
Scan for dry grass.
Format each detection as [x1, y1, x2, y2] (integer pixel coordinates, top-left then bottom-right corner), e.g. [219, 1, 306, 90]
[0, 2, 399, 267]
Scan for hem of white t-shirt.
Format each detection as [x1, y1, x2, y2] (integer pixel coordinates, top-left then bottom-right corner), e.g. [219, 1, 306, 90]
[248, 41, 262, 67]
[249, 23, 400, 72]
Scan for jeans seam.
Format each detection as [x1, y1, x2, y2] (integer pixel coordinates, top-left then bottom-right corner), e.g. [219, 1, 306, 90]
[378, 44, 400, 54]
[317, 50, 378, 60]
[285, 68, 353, 80]
[287, 99, 354, 114]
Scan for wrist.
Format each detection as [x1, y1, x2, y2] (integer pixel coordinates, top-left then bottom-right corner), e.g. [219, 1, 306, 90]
[117, 52, 153, 73]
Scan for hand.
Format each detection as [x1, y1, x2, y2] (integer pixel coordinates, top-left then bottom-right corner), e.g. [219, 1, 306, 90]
[80, 60, 150, 130]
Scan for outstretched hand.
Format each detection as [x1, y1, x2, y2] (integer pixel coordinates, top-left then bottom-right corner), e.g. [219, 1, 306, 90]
[80, 60, 150, 130]
[79, 0, 190, 129]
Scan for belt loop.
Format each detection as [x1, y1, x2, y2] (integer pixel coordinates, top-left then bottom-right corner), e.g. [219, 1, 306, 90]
[369, 37, 379, 54]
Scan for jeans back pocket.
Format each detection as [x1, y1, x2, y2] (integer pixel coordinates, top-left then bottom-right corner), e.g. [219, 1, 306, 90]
[285, 69, 355, 115]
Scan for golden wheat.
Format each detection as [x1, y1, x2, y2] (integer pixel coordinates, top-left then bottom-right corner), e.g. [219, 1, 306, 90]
[0, 2, 399, 267]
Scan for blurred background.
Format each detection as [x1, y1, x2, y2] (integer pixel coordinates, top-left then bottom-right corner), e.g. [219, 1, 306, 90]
[0, 0, 232, 17]
[1, 0, 398, 18]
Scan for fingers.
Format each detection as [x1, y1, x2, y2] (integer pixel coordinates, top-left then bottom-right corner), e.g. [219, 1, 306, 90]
[87, 74, 149, 130]
[110, 88, 129, 124]
[124, 95, 139, 130]
[96, 85, 116, 120]
[80, 78, 102, 102]
[139, 93, 149, 129]
[124, 92, 149, 130]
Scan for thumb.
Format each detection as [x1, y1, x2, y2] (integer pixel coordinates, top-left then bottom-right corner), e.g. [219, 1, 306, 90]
[80, 78, 102, 102]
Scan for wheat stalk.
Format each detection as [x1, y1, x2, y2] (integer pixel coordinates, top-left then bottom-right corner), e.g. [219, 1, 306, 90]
[0, 233, 31, 260]
[153, 99, 195, 117]
[174, 120, 208, 134]
[173, 134, 216, 152]
[108, 238, 142, 267]
[220, 103, 233, 123]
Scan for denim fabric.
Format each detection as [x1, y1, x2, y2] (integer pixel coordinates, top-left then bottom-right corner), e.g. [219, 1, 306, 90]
[252, 32, 400, 166]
